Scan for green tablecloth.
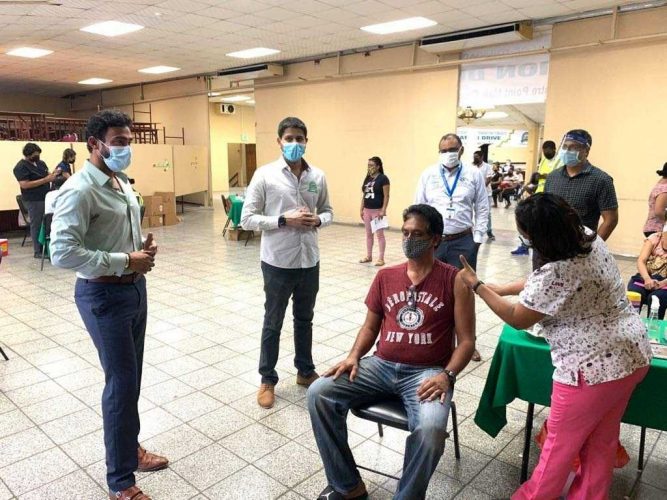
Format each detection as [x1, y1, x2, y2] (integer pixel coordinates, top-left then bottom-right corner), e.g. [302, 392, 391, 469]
[228, 194, 244, 228]
[475, 324, 667, 437]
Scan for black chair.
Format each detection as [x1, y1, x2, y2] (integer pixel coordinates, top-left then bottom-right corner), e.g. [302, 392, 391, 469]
[351, 397, 460, 481]
[0, 251, 8, 360]
[40, 213, 53, 271]
[16, 195, 31, 247]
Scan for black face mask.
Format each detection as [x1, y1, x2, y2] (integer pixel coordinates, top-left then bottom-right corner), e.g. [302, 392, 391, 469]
[544, 151, 555, 160]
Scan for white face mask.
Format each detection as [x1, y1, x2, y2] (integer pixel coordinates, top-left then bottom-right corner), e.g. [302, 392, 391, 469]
[439, 151, 460, 169]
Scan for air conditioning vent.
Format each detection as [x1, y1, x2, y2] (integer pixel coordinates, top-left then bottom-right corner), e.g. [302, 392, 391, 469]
[420, 22, 533, 53]
[216, 63, 283, 82]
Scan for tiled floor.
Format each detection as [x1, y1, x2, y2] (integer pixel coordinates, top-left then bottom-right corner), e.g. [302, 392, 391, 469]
[0, 198, 664, 499]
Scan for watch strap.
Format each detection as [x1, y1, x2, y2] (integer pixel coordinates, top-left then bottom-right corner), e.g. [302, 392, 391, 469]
[472, 280, 485, 293]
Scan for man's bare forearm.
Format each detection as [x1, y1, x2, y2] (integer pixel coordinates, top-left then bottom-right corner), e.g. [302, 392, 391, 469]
[349, 326, 379, 360]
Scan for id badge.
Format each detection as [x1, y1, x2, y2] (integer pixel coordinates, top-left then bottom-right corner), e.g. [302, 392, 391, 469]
[445, 206, 456, 219]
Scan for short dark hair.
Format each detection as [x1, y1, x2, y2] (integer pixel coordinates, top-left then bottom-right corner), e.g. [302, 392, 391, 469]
[439, 133, 463, 148]
[473, 150, 482, 156]
[62, 148, 76, 162]
[23, 143, 41, 157]
[403, 204, 444, 238]
[368, 156, 384, 174]
[565, 129, 592, 148]
[277, 117, 307, 138]
[515, 193, 596, 262]
[85, 110, 132, 151]
[542, 140, 556, 149]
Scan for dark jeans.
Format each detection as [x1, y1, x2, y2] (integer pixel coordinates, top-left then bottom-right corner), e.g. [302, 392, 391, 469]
[24, 199, 44, 255]
[434, 232, 479, 270]
[260, 261, 319, 385]
[75, 277, 147, 493]
[628, 273, 667, 319]
[307, 356, 452, 500]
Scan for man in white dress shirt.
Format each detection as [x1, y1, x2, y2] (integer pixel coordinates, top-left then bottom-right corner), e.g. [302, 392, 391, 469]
[415, 133, 489, 270]
[241, 116, 334, 409]
[415, 133, 488, 362]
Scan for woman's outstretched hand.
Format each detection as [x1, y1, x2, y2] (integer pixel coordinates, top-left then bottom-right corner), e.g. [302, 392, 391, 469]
[458, 255, 479, 289]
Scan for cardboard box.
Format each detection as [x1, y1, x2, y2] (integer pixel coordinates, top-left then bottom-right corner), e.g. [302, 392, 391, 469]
[154, 191, 176, 214]
[0, 238, 8, 256]
[143, 195, 164, 216]
[148, 215, 164, 227]
[163, 213, 180, 226]
[227, 228, 253, 241]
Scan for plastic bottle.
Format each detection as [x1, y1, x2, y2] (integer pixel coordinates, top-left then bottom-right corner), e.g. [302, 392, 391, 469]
[648, 295, 660, 342]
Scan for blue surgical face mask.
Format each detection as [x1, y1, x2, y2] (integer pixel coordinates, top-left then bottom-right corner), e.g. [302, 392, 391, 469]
[559, 149, 580, 167]
[99, 141, 132, 172]
[519, 235, 533, 248]
[282, 142, 306, 162]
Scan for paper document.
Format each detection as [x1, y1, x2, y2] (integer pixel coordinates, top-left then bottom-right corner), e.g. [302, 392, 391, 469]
[370, 217, 389, 234]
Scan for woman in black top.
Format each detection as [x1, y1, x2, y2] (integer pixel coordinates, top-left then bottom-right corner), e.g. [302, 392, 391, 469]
[53, 148, 76, 189]
[359, 156, 390, 266]
[13, 143, 59, 258]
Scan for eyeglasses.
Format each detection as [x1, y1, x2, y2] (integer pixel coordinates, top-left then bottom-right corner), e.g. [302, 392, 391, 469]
[407, 285, 417, 310]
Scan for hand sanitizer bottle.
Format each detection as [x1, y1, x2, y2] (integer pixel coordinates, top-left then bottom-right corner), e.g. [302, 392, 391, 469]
[648, 295, 660, 342]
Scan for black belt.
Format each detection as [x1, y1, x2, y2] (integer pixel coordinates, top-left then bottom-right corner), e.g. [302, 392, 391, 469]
[83, 273, 141, 284]
[442, 228, 472, 241]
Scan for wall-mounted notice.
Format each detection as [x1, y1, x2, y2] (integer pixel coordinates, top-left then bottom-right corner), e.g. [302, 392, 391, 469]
[459, 53, 549, 107]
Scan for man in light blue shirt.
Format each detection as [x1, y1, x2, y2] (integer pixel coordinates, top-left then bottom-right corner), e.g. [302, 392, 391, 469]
[51, 110, 167, 500]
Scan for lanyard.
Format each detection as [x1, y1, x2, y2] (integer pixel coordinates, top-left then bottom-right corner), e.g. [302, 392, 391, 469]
[439, 165, 462, 200]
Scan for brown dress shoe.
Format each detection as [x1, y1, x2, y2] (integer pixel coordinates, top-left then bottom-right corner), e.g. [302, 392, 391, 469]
[296, 371, 320, 387]
[137, 446, 169, 472]
[109, 485, 151, 500]
[257, 383, 275, 408]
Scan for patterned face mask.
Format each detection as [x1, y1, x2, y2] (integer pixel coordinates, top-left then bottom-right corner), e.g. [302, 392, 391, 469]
[402, 237, 431, 259]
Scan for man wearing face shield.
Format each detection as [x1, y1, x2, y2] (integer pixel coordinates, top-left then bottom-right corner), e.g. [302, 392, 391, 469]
[537, 129, 618, 269]
[241, 116, 334, 410]
[51, 110, 166, 500]
[307, 204, 475, 500]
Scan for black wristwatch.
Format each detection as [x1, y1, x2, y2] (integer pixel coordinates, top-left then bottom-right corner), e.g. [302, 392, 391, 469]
[443, 369, 456, 386]
[278, 215, 286, 228]
[472, 280, 485, 294]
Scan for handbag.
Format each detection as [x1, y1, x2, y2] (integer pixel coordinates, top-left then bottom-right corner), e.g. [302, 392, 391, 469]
[647, 234, 667, 275]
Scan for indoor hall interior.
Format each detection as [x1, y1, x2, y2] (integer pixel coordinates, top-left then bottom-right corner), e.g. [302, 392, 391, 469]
[1, 0, 667, 499]
[1, 204, 664, 499]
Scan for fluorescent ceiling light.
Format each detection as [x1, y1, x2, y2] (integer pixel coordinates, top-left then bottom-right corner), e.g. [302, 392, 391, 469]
[138, 65, 180, 74]
[482, 111, 509, 119]
[221, 95, 251, 102]
[209, 92, 221, 96]
[6, 47, 53, 58]
[247, 100, 255, 105]
[81, 21, 144, 37]
[78, 78, 113, 85]
[226, 47, 280, 59]
[361, 17, 436, 35]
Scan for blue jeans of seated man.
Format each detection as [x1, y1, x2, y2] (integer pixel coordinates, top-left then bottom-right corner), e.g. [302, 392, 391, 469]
[435, 232, 479, 270]
[260, 261, 319, 385]
[307, 355, 453, 500]
[75, 276, 147, 493]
